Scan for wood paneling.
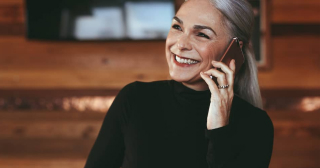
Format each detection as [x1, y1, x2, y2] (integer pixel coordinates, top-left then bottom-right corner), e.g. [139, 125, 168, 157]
[0, 139, 94, 159]
[259, 36, 320, 89]
[0, 0, 24, 35]
[0, 38, 167, 71]
[0, 4, 24, 23]
[0, 111, 101, 160]
[0, 89, 319, 112]
[0, 110, 319, 168]
[0, 158, 86, 168]
[272, 24, 320, 36]
[270, 137, 320, 168]
[1, 35, 319, 89]
[269, 111, 320, 168]
[0, 0, 23, 6]
[0, 0, 319, 168]
[272, 0, 320, 24]
[0, 0, 319, 89]
[0, 37, 170, 89]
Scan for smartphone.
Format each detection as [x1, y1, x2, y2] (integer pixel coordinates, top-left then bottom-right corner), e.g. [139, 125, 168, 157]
[211, 37, 245, 83]
[219, 37, 245, 74]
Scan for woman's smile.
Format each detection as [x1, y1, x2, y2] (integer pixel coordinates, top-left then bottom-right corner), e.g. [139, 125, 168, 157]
[172, 52, 200, 66]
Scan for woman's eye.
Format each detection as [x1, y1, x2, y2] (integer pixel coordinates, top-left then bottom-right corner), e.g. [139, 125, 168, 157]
[198, 32, 210, 39]
[172, 24, 182, 31]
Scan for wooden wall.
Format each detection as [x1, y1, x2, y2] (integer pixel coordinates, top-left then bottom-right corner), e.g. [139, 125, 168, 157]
[0, 0, 319, 89]
[0, 0, 319, 168]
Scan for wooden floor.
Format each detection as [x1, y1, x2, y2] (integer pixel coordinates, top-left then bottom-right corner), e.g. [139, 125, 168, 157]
[0, 110, 319, 168]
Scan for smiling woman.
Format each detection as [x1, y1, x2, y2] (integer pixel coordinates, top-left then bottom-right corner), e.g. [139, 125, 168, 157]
[84, 0, 273, 168]
[166, 0, 231, 91]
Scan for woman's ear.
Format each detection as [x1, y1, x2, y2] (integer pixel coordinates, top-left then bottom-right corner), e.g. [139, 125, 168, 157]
[239, 41, 244, 49]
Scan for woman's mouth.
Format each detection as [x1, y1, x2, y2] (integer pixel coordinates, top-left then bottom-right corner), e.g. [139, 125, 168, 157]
[174, 54, 199, 65]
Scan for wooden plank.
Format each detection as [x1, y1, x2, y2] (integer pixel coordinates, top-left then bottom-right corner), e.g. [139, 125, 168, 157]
[0, 121, 102, 139]
[0, 111, 105, 121]
[0, 111, 105, 139]
[0, 37, 170, 89]
[0, 139, 94, 159]
[258, 36, 320, 89]
[0, 1, 25, 35]
[0, 23, 24, 36]
[0, 69, 170, 89]
[0, 37, 167, 71]
[270, 153, 320, 168]
[0, 89, 119, 97]
[272, 0, 320, 23]
[271, 24, 320, 36]
[270, 137, 320, 168]
[0, 0, 23, 6]
[0, 0, 24, 6]
[0, 158, 86, 168]
[0, 3, 24, 23]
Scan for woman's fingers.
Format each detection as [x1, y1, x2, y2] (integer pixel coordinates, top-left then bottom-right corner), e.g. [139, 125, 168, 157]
[204, 69, 228, 85]
[200, 72, 219, 96]
[203, 69, 229, 96]
[229, 59, 236, 72]
[211, 60, 235, 89]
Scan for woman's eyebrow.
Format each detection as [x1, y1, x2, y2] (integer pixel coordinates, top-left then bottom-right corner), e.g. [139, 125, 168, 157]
[173, 16, 217, 36]
[194, 25, 217, 36]
[173, 16, 183, 24]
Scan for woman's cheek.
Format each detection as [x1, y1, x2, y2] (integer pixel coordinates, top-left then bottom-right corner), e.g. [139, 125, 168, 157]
[205, 42, 223, 60]
[196, 43, 213, 57]
[166, 31, 178, 46]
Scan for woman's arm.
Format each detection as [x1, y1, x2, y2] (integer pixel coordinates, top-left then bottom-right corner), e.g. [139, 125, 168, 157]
[84, 83, 135, 168]
[200, 60, 273, 167]
[205, 111, 274, 168]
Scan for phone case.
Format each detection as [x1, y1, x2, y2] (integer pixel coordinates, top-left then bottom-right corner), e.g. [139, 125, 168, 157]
[211, 37, 245, 84]
[219, 37, 245, 75]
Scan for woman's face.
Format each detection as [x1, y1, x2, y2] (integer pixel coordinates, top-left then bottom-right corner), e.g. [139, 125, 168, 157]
[165, 0, 230, 91]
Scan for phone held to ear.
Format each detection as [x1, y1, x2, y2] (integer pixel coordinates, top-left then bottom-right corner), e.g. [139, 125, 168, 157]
[211, 37, 245, 84]
[219, 37, 245, 74]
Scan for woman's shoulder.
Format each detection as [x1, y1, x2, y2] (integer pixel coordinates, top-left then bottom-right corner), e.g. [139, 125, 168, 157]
[232, 95, 273, 131]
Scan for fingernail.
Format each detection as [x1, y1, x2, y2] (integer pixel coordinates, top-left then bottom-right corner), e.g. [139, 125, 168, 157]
[200, 72, 204, 77]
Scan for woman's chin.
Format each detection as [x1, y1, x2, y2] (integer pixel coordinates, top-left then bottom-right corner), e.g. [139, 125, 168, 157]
[170, 73, 200, 83]
[170, 74, 189, 82]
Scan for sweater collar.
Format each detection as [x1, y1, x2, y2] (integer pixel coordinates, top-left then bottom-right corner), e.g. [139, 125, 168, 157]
[171, 80, 211, 100]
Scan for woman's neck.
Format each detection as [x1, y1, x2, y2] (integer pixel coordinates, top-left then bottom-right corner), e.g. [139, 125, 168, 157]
[181, 81, 210, 91]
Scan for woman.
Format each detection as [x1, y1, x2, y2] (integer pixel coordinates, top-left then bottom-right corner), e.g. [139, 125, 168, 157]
[85, 0, 274, 167]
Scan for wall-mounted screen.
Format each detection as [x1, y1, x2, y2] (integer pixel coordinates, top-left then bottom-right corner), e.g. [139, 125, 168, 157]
[26, 0, 175, 40]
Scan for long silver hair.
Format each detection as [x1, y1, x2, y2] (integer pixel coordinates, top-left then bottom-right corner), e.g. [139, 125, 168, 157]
[210, 0, 263, 109]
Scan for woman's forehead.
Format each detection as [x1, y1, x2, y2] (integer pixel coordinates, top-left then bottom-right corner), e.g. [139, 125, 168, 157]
[175, 0, 223, 28]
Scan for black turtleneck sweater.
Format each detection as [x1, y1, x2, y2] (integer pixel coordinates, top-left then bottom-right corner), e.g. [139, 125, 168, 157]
[84, 80, 273, 168]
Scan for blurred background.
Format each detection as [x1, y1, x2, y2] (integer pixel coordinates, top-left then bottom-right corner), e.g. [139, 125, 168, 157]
[0, 0, 319, 168]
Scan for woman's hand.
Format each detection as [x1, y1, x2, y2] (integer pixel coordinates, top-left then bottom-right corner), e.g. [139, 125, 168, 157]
[200, 59, 236, 130]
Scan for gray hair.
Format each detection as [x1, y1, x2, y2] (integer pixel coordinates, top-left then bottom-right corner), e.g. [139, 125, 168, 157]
[210, 0, 263, 109]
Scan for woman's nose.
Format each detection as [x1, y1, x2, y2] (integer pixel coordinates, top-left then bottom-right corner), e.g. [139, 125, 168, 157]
[177, 34, 192, 51]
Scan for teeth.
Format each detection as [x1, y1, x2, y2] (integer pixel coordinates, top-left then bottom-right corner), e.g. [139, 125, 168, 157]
[175, 55, 198, 64]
